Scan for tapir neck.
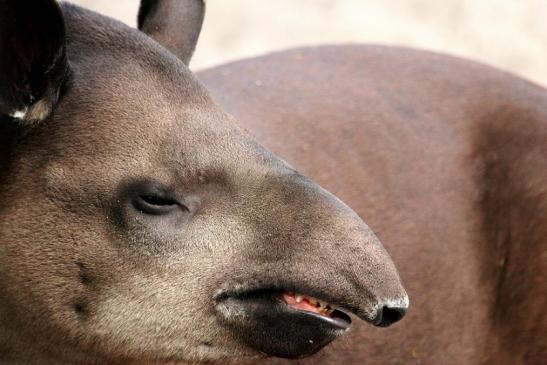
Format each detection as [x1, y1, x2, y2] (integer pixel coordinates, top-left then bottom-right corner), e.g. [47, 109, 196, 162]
[0, 121, 16, 178]
[0, 317, 83, 365]
[0, 326, 51, 365]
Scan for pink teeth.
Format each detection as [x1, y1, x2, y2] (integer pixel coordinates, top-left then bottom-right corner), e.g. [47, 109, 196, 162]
[282, 292, 335, 317]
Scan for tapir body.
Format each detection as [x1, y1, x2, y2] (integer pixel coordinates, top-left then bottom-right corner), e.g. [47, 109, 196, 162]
[199, 46, 547, 365]
[0, 1, 544, 365]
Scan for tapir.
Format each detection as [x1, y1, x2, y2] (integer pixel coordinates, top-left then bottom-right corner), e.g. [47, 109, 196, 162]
[0, 1, 545, 365]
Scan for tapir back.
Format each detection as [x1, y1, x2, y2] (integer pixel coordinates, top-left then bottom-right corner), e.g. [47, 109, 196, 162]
[198, 45, 547, 365]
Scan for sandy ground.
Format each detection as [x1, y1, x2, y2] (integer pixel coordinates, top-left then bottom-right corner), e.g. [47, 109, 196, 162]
[70, 0, 547, 87]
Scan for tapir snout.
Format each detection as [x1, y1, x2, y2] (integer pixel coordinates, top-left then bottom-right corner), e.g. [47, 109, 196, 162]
[210, 169, 408, 357]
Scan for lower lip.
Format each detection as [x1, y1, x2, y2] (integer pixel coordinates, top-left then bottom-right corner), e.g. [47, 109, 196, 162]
[216, 292, 351, 358]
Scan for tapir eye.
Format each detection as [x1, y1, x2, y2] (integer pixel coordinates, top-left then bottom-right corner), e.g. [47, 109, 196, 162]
[133, 193, 185, 215]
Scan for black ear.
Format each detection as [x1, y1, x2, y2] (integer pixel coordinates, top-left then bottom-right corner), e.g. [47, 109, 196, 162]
[0, 0, 69, 124]
[138, 0, 205, 65]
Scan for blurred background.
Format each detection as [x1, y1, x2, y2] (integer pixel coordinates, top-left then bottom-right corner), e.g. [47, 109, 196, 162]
[70, 0, 547, 87]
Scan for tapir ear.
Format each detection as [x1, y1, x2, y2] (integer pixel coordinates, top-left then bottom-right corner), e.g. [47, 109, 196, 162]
[138, 0, 205, 65]
[0, 0, 69, 124]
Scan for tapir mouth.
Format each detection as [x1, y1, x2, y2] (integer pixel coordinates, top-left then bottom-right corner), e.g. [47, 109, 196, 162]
[214, 288, 352, 358]
[281, 291, 351, 326]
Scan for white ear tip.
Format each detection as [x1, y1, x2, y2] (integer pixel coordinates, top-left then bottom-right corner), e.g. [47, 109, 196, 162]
[10, 108, 28, 120]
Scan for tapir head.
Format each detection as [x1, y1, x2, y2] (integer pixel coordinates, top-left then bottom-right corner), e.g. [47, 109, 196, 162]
[0, 1, 408, 364]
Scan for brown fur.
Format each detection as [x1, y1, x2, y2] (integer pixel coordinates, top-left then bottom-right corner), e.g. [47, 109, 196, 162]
[198, 46, 547, 364]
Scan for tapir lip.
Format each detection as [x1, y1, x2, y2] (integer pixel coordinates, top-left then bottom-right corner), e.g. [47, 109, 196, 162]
[216, 288, 352, 327]
[214, 283, 365, 322]
[214, 287, 352, 358]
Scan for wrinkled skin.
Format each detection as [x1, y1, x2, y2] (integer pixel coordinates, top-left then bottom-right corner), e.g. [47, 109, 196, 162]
[199, 46, 547, 365]
[0, 2, 408, 365]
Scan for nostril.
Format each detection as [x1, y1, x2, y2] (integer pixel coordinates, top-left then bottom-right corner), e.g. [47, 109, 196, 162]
[373, 306, 406, 327]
